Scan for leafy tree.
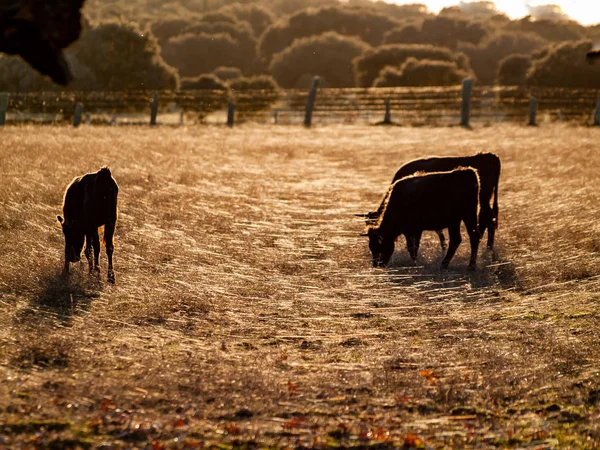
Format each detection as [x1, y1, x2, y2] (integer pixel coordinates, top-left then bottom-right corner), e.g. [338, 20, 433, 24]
[218, 3, 276, 37]
[354, 44, 473, 87]
[458, 31, 546, 85]
[0, 21, 178, 91]
[258, 6, 399, 63]
[183, 20, 257, 71]
[180, 74, 228, 90]
[69, 21, 179, 90]
[269, 32, 371, 88]
[200, 10, 239, 24]
[151, 18, 199, 47]
[505, 16, 585, 42]
[526, 40, 600, 88]
[384, 15, 488, 49]
[229, 75, 279, 90]
[527, 5, 570, 21]
[344, 0, 430, 22]
[162, 32, 240, 77]
[586, 24, 600, 41]
[373, 58, 469, 87]
[496, 54, 532, 85]
[458, 1, 499, 18]
[213, 66, 244, 81]
[0, 56, 57, 92]
[264, 0, 339, 17]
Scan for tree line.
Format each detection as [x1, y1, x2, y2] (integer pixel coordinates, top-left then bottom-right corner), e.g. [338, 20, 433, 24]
[1, 0, 599, 92]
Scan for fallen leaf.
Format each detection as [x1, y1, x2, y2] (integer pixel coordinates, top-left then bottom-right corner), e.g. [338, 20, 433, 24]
[373, 427, 390, 441]
[224, 423, 241, 435]
[283, 416, 306, 429]
[99, 398, 115, 413]
[419, 369, 439, 383]
[288, 381, 300, 394]
[404, 433, 424, 448]
[394, 394, 412, 404]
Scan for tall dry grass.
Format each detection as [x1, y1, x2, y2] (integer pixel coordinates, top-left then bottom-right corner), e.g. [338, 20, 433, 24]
[0, 124, 599, 448]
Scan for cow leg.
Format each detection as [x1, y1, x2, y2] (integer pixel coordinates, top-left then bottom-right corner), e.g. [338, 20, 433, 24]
[62, 260, 70, 277]
[105, 222, 116, 283]
[486, 217, 496, 251]
[479, 205, 495, 250]
[465, 224, 480, 271]
[441, 223, 461, 270]
[436, 230, 447, 250]
[84, 233, 94, 273]
[92, 228, 101, 273]
[406, 231, 422, 263]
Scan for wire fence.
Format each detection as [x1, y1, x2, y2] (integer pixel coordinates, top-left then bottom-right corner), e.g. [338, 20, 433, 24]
[1, 85, 599, 126]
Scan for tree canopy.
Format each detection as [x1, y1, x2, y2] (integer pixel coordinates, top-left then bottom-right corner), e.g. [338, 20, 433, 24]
[526, 40, 600, 88]
[258, 6, 399, 63]
[354, 44, 473, 87]
[269, 32, 371, 88]
[373, 58, 469, 87]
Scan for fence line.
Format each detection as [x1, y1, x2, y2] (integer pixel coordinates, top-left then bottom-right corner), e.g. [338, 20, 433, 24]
[0, 85, 598, 126]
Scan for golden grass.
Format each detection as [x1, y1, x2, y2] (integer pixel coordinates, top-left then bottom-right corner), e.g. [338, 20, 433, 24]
[0, 123, 599, 448]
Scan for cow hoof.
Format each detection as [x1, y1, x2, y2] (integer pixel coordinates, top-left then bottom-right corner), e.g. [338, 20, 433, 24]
[440, 263, 449, 271]
[107, 273, 115, 284]
[468, 264, 477, 271]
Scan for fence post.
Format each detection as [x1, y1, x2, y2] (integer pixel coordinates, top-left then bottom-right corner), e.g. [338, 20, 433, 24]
[594, 96, 600, 126]
[558, 110, 563, 122]
[304, 76, 320, 127]
[460, 78, 472, 127]
[227, 101, 235, 127]
[85, 113, 91, 126]
[150, 92, 159, 126]
[383, 97, 392, 124]
[273, 110, 278, 125]
[73, 103, 83, 127]
[528, 98, 537, 126]
[0, 92, 9, 126]
[179, 111, 184, 126]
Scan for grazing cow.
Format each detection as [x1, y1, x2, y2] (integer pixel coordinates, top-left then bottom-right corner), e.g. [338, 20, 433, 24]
[363, 168, 481, 270]
[57, 167, 118, 283]
[358, 152, 500, 251]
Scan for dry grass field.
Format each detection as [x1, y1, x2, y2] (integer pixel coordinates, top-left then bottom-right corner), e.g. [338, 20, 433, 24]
[0, 123, 599, 449]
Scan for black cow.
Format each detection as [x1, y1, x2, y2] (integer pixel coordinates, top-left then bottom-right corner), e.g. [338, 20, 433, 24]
[358, 152, 500, 251]
[57, 167, 118, 283]
[363, 168, 481, 270]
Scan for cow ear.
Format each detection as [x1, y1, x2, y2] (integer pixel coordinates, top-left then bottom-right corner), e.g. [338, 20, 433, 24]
[57, 215, 64, 224]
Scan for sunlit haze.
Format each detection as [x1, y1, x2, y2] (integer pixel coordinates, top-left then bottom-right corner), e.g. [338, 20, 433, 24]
[385, 1, 600, 25]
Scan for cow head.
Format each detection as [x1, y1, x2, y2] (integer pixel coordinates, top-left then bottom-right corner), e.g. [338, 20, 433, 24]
[57, 216, 84, 262]
[365, 228, 394, 267]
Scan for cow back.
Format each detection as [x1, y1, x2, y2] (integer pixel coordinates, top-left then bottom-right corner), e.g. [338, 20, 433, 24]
[380, 168, 480, 234]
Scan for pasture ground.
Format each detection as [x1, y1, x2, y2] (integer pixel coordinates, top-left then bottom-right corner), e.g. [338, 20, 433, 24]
[0, 124, 599, 449]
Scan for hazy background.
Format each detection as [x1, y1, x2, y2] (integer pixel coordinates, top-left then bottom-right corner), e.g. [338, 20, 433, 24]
[1, 0, 599, 92]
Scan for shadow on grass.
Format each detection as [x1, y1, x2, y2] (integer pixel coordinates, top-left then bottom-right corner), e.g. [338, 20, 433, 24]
[383, 247, 522, 301]
[17, 268, 103, 327]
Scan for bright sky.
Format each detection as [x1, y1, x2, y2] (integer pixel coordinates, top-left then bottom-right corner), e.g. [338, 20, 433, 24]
[386, 1, 600, 25]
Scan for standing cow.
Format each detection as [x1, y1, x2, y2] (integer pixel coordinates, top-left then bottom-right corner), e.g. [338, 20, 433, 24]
[358, 152, 500, 251]
[363, 168, 481, 270]
[57, 167, 118, 283]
